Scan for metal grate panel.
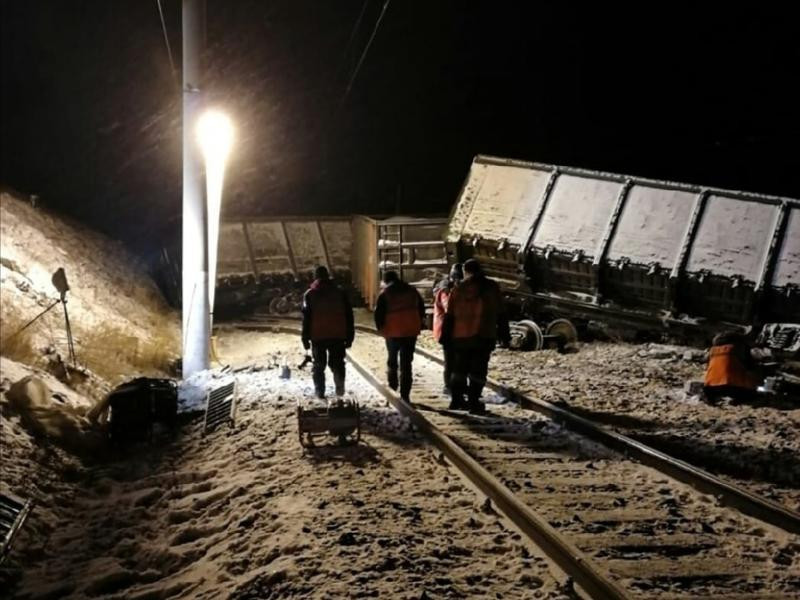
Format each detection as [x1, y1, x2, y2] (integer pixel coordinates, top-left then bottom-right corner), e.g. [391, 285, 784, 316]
[1, 492, 32, 565]
[203, 380, 237, 434]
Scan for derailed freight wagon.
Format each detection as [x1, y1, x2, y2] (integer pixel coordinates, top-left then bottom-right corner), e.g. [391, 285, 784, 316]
[447, 155, 799, 339]
[214, 216, 353, 316]
[213, 215, 448, 319]
[351, 215, 449, 312]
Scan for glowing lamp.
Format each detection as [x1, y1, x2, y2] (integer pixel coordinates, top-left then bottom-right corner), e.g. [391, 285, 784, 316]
[196, 109, 234, 316]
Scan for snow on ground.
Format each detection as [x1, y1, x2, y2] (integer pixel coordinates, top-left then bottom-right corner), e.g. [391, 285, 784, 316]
[417, 332, 800, 510]
[4, 332, 569, 600]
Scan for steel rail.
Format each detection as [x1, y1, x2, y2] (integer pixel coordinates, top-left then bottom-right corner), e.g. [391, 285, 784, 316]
[411, 345, 800, 535]
[230, 320, 627, 597]
[344, 348, 630, 600]
[232, 316, 800, 535]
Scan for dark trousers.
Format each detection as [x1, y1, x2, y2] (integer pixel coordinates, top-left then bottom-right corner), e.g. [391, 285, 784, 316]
[385, 337, 417, 399]
[451, 340, 494, 407]
[311, 340, 346, 398]
[704, 384, 756, 404]
[442, 345, 455, 389]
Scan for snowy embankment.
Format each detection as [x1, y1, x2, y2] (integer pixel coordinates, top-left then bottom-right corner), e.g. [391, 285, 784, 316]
[1, 186, 181, 469]
[0, 189, 179, 395]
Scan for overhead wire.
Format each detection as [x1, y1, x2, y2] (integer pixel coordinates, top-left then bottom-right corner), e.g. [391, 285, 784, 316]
[339, 0, 392, 109]
[338, 0, 371, 80]
[155, 0, 177, 80]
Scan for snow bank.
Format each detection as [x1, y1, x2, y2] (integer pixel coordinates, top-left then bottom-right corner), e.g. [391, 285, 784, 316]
[178, 368, 236, 413]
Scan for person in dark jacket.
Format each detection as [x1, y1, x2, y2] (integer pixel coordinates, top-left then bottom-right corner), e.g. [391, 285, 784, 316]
[374, 270, 425, 403]
[442, 258, 510, 414]
[433, 263, 463, 394]
[301, 266, 355, 399]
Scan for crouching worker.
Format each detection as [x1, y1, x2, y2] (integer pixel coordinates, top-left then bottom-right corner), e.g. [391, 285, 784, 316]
[302, 266, 355, 399]
[375, 270, 425, 404]
[704, 331, 760, 403]
[442, 259, 511, 415]
[433, 263, 463, 394]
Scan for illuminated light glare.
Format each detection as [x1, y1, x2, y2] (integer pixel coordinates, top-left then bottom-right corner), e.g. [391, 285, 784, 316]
[196, 109, 234, 315]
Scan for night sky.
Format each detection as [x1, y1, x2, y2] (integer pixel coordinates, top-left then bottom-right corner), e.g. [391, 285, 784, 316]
[2, 1, 798, 257]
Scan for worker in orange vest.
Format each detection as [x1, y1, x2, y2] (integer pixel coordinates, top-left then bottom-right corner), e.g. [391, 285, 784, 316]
[442, 259, 510, 414]
[433, 263, 463, 394]
[374, 270, 425, 404]
[704, 331, 760, 403]
[301, 266, 355, 399]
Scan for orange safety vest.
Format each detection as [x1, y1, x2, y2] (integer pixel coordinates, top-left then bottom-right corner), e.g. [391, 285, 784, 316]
[304, 280, 348, 340]
[447, 276, 503, 340]
[432, 286, 451, 342]
[704, 344, 759, 390]
[378, 284, 422, 338]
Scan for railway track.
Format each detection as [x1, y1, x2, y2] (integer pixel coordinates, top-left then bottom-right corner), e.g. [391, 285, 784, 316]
[229, 319, 800, 598]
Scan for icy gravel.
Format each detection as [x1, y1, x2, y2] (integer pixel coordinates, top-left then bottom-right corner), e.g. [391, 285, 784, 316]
[417, 332, 800, 510]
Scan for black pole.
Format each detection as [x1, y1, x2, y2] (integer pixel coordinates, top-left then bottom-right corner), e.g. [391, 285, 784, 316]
[61, 299, 76, 366]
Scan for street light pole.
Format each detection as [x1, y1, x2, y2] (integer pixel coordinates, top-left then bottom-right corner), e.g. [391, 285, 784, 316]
[182, 0, 210, 376]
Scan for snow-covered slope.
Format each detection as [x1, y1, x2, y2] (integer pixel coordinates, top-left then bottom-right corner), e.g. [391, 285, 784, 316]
[0, 189, 179, 385]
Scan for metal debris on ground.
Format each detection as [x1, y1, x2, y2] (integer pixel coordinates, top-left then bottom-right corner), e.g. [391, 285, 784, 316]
[0, 492, 32, 566]
[204, 380, 237, 434]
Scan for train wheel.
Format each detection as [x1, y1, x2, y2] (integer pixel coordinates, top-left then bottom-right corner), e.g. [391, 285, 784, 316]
[518, 320, 544, 351]
[273, 295, 294, 314]
[546, 318, 578, 351]
[510, 320, 542, 350]
[268, 296, 283, 314]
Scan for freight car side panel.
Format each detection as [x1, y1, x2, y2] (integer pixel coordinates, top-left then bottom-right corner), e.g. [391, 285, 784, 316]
[319, 221, 353, 270]
[447, 155, 799, 332]
[217, 222, 252, 275]
[447, 162, 489, 243]
[283, 221, 326, 273]
[607, 186, 696, 268]
[246, 222, 294, 275]
[450, 163, 551, 247]
[532, 175, 621, 257]
[686, 196, 779, 282]
[350, 216, 380, 309]
[773, 207, 800, 288]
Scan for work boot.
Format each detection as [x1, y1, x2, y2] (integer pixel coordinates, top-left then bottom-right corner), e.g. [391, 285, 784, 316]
[312, 369, 326, 400]
[448, 396, 466, 410]
[387, 371, 398, 392]
[334, 373, 345, 397]
[468, 401, 486, 416]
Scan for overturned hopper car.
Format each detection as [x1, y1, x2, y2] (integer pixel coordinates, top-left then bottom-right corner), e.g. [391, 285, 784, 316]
[447, 155, 799, 338]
